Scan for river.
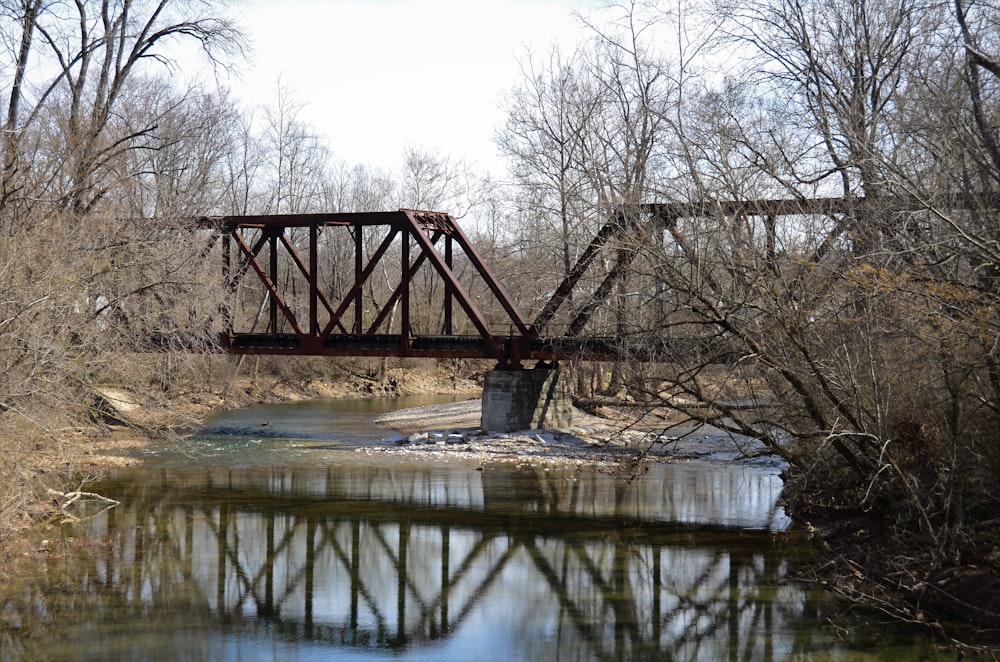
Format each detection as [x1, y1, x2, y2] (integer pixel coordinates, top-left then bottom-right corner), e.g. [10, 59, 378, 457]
[1, 396, 954, 660]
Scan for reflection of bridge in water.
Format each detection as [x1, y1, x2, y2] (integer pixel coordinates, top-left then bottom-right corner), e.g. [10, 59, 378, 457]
[32, 461, 843, 660]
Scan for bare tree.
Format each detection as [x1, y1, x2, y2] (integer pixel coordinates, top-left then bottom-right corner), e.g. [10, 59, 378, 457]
[261, 83, 331, 215]
[498, 46, 600, 300]
[396, 145, 475, 214]
[218, 107, 267, 215]
[716, 0, 947, 253]
[495, 0, 1000, 633]
[108, 83, 242, 217]
[0, 0, 246, 442]
[0, 0, 244, 226]
[614, 0, 1000, 632]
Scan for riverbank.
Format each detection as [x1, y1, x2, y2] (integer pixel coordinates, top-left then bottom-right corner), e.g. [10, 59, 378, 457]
[83, 367, 710, 474]
[0, 363, 484, 554]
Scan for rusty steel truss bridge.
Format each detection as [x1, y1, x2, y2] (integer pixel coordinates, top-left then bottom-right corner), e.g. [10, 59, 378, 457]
[200, 208, 628, 363]
[194, 196, 976, 363]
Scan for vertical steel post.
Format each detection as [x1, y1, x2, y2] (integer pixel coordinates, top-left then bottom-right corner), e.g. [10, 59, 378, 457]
[444, 233, 453, 335]
[354, 224, 363, 334]
[309, 223, 318, 339]
[401, 228, 410, 353]
[396, 518, 410, 644]
[221, 232, 232, 338]
[305, 515, 316, 636]
[350, 519, 360, 631]
[268, 230, 279, 334]
[265, 512, 275, 613]
[216, 502, 229, 612]
[441, 525, 450, 634]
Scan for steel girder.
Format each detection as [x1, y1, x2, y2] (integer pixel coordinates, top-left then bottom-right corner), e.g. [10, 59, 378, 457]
[204, 210, 548, 362]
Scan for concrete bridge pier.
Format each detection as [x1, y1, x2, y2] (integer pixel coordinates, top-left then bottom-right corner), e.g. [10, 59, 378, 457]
[481, 362, 573, 433]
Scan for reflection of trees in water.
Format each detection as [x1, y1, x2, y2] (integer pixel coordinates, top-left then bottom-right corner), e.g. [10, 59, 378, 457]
[6, 465, 830, 660]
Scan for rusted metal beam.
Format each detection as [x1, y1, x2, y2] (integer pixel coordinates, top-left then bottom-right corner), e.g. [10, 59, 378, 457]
[407, 210, 530, 338]
[642, 197, 852, 221]
[231, 229, 303, 336]
[567, 245, 638, 337]
[206, 211, 416, 228]
[401, 210, 496, 351]
[529, 218, 626, 336]
[321, 226, 399, 338]
[222, 333, 626, 361]
[217, 210, 534, 362]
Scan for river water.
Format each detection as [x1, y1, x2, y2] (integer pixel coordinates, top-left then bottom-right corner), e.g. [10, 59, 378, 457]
[2, 397, 954, 660]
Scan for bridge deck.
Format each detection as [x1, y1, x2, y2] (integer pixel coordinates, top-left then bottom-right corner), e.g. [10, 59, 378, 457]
[222, 332, 624, 361]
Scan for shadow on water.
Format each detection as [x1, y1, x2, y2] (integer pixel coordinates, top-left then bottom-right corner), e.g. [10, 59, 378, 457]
[0, 400, 954, 661]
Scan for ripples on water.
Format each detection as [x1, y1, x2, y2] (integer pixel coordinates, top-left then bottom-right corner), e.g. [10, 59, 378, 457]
[1, 398, 949, 661]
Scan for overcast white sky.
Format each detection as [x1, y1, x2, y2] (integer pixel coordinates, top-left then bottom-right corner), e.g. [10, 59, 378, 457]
[232, 0, 602, 175]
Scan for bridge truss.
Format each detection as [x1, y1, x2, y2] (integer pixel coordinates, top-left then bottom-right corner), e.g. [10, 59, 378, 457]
[201, 196, 970, 363]
[202, 209, 623, 363]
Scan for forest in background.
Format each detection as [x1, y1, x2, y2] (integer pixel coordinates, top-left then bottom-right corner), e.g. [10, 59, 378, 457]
[1, 0, 999, 647]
